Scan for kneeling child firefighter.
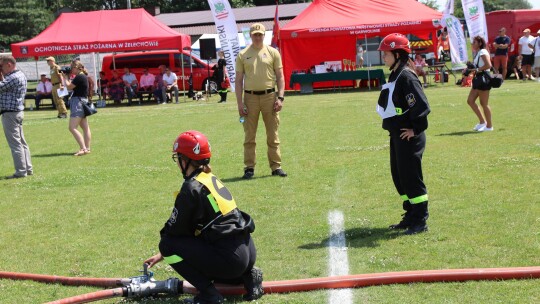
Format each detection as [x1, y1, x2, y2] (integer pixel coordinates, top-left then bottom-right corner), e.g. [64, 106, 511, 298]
[144, 130, 263, 303]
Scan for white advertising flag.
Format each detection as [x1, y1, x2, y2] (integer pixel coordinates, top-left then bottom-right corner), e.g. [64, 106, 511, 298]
[442, 14, 468, 70]
[207, 0, 241, 92]
[443, 0, 454, 15]
[462, 0, 488, 43]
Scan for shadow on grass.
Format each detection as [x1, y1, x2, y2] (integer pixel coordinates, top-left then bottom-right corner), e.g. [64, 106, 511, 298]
[220, 175, 273, 183]
[299, 227, 403, 249]
[121, 294, 245, 303]
[33, 152, 75, 158]
[436, 131, 480, 136]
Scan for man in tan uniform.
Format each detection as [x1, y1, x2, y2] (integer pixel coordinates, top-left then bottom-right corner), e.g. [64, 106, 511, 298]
[235, 23, 286, 179]
[46, 56, 68, 118]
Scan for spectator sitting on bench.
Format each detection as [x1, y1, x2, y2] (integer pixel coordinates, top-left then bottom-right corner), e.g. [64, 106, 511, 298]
[109, 70, 124, 104]
[88, 74, 96, 101]
[414, 54, 429, 88]
[122, 67, 138, 106]
[153, 65, 167, 104]
[97, 71, 109, 100]
[138, 68, 155, 102]
[163, 67, 179, 104]
[35, 74, 53, 110]
[512, 56, 523, 80]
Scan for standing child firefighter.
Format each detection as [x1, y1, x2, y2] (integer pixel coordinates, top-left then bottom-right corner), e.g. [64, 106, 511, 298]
[144, 131, 263, 304]
[376, 33, 431, 235]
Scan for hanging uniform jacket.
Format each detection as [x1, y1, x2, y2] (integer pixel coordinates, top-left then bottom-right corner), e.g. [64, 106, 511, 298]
[377, 66, 430, 134]
[161, 169, 255, 242]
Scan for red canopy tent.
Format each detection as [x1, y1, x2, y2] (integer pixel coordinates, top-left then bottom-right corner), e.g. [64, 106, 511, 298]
[280, 0, 442, 89]
[11, 8, 190, 58]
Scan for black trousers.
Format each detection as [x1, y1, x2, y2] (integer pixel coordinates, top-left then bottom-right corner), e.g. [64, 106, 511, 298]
[159, 234, 256, 292]
[389, 131, 427, 203]
[35, 93, 53, 109]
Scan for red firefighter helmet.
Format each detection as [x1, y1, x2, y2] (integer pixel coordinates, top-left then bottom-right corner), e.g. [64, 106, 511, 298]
[378, 33, 411, 54]
[173, 130, 211, 161]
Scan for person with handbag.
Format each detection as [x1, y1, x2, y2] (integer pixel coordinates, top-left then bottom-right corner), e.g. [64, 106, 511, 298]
[144, 130, 263, 304]
[215, 51, 228, 103]
[468, 36, 494, 132]
[64, 61, 92, 156]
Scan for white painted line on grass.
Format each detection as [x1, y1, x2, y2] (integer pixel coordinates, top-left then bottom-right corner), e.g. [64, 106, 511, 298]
[328, 210, 353, 304]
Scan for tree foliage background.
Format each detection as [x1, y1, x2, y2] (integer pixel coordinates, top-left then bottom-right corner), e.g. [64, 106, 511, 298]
[451, 0, 531, 18]
[0, 0, 535, 51]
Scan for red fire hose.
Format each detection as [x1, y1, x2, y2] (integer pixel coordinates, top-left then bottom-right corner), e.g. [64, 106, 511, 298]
[2, 267, 540, 304]
[44, 288, 125, 304]
[0, 271, 129, 288]
[186, 266, 540, 295]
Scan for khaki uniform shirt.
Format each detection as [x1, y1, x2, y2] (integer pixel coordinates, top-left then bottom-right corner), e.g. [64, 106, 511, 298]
[236, 45, 282, 91]
[50, 64, 63, 85]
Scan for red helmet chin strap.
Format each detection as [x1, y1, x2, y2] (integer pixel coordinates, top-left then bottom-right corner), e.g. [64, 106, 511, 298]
[389, 50, 408, 71]
[178, 154, 192, 179]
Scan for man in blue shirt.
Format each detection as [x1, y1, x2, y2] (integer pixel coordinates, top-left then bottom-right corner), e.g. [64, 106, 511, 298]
[122, 67, 138, 106]
[0, 55, 33, 178]
[493, 27, 511, 79]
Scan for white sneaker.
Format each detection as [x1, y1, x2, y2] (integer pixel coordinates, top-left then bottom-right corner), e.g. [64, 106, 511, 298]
[473, 123, 486, 131]
[478, 126, 493, 132]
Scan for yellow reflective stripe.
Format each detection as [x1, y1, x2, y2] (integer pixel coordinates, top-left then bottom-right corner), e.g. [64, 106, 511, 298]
[400, 195, 409, 201]
[410, 194, 428, 204]
[207, 194, 220, 213]
[163, 255, 183, 264]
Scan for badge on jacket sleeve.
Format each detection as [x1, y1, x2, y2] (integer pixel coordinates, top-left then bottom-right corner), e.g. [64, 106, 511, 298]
[406, 93, 416, 107]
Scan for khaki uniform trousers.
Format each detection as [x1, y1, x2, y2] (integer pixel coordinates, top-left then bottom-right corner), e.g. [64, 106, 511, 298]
[243, 92, 281, 171]
[52, 84, 68, 115]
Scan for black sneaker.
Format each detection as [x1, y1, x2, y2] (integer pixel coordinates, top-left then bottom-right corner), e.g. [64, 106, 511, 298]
[242, 168, 254, 179]
[243, 267, 264, 301]
[271, 168, 287, 177]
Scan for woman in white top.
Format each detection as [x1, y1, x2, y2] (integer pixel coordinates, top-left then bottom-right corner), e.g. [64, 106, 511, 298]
[467, 36, 493, 132]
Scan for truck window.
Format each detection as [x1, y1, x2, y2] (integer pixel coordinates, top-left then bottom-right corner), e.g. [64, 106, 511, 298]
[173, 54, 206, 68]
[173, 54, 191, 68]
[110, 54, 169, 70]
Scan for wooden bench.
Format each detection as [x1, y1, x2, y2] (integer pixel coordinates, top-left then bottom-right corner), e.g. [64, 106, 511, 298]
[25, 88, 55, 109]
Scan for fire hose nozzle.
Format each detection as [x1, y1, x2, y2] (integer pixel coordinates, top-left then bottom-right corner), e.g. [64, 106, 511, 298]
[124, 277, 182, 298]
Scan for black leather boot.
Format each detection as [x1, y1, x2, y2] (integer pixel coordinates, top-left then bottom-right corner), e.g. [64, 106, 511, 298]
[389, 201, 412, 229]
[242, 266, 264, 301]
[404, 202, 429, 235]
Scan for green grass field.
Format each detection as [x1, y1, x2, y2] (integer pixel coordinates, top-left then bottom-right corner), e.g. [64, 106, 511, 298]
[0, 79, 539, 303]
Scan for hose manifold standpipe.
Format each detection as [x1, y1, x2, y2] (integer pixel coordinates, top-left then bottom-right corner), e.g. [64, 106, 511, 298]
[124, 277, 182, 298]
